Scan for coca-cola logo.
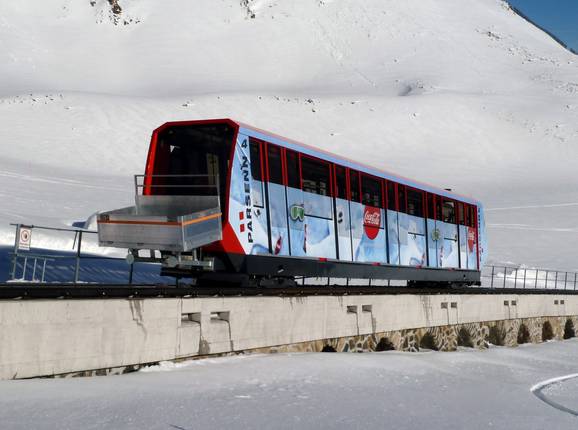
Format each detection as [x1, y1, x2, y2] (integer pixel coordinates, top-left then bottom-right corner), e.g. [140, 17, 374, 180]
[363, 206, 381, 240]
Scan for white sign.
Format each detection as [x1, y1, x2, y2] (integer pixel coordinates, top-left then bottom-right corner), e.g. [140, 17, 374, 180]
[18, 227, 32, 251]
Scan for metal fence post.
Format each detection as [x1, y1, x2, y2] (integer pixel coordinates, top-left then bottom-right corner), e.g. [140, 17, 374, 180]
[128, 263, 134, 285]
[545, 271, 549, 289]
[490, 266, 495, 288]
[22, 256, 28, 280]
[10, 223, 20, 280]
[523, 269, 527, 289]
[31, 258, 37, 282]
[41, 258, 47, 283]
[10, 254, 18, 281]
[503, 266, 507, 288]
[564, 272, 568, 290]
[514, 269, 518, 289]
[74, 231, 83, 284]
[535, 270, 539, 289]
[554, 272, 558, 290]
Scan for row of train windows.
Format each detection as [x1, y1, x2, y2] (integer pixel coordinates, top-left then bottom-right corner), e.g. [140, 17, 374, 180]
[249, 139, 477, 227]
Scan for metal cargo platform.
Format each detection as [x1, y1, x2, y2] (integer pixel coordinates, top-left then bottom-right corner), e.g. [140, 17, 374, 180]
[97, 175, 222, 253]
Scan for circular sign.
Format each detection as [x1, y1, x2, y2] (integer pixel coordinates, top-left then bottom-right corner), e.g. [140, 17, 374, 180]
[18, 227, 32, 250]
[363, 206, 381, 240]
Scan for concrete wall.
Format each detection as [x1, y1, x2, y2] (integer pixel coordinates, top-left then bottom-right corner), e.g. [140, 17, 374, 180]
[1, 293, 577, 379]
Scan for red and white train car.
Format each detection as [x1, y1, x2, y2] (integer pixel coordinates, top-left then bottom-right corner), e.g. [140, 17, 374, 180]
[135, 119, 487, 286]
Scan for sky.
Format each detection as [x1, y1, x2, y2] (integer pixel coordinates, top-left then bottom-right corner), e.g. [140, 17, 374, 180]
[507, 0, 578, 53]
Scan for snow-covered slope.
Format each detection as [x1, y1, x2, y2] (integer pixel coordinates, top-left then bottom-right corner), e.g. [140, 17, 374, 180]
[0, 0, 577, 269]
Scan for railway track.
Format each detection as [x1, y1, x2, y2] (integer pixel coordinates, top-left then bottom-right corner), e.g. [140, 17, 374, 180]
[0, 283, 576, 299]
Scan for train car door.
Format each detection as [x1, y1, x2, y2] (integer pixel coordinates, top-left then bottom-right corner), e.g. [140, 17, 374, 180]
[465, 205, 479, 270]
[265, 144, 290, 256]
[334, 166, 352, 261]
[355, 174, 386, 263]
[285, 150, 305, 257]
[298, 155, 336, 259]
[400, 188, 427, 266]
[349, 170, 363, 261]
[437, 198, 459, 268]
[457, 202, 468, 269]
[386, 182, 400, 265]
[426, 193, 438, 268]
[247, 138, 270, 254]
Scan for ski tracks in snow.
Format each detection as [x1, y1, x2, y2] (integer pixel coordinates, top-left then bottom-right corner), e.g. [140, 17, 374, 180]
[0, 169, 126, 192]
[531, 373, 578, 417]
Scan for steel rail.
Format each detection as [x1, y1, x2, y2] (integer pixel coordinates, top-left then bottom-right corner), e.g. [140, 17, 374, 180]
[1, 284, 578, 300]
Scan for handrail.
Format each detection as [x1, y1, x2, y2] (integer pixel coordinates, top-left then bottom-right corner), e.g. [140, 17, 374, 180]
[482, 265, 578, 290]
[8, 223, 136, 284]
[9, 223, 96, 234]
[135, 174, 219, 196]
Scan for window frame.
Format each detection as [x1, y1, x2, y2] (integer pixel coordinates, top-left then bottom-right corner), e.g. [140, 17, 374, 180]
[397, 184, 407, 214]
[360, 172, 384, 208]
[348, 169, 361, 203]
[334, 164, 347, 200]
[457, 201, 465, 226]
[406, 187, 425, 218]
[300, 153, 333, 197]
[265, 143, 283, 185]
[285, 148, 301, 189]
[426, 193, 435, 220]
[441, 198, 456, 224]
[248, 137, 264, 182]
[469, 205, 477, 228]
[386, 181, 397, 211]
[435, 195, 443, 220]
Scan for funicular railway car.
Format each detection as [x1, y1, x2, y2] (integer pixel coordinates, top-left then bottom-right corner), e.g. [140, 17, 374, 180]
[99, 119, 487, 287]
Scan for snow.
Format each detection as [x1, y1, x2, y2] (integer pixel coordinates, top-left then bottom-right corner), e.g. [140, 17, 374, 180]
[1, 0, 577, 270]
[1, 1, 578, 421]
[3, 340, 578, 429]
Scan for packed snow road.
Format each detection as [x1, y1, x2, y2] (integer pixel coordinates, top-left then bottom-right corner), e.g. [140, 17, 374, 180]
[2, 340, 578, 429]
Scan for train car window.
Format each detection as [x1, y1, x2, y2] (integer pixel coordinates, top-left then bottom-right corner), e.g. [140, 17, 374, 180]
[397, 185, 407, 213]
[302, 156, 331, 196]
[249, 139, 262, 181]
[442, 199, 456, 223]
[387, 182, 396, 211]
[427, 193, 435, 219]
[469, 205, 477, 228]
[349, 170, 360, 202]
[286, 150, 300, 189]
[157, 123, 234, 205]
[335, 165, 347, 199]
[435, 195, 443, 220]
[361, 175, 382, 207]
[457, 202, 465, 225]
[267, 145, 283, 185]
[407, 189, 424, 217]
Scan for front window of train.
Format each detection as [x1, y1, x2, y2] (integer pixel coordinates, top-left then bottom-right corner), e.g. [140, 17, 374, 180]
[151, 123, 234, 211]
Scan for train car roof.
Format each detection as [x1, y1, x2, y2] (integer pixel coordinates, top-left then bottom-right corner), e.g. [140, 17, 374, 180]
[153, 119, 481, 206]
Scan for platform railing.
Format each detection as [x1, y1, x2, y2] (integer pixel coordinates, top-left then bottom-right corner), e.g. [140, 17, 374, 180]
[6, 220, 578, 290]
[134, 174, 219, 196]
[481, 265, 578, 290]
[7, 224, 138, 284]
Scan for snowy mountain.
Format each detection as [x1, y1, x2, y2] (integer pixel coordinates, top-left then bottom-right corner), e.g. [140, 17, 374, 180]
[0, 0, 577, 269]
